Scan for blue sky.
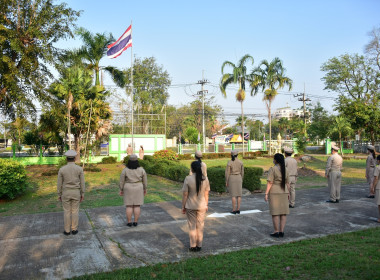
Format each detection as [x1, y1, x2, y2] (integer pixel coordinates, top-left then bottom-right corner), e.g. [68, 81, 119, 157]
[58, 0, 380, 123]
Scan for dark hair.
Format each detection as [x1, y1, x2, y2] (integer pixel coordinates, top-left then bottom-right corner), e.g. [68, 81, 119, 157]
[127, 160, 140, 169]
[369, 149, 376, 159]
[195, 155, 202, 163]
[140, 146, 144, 151]
[191, 161, 204, 195]
[231, 155, 237, 161]
[285, 152, 292, 157]
[377, 155, 380, 161]
[274, 153, 286, 190]
[67, 157, 75, 162]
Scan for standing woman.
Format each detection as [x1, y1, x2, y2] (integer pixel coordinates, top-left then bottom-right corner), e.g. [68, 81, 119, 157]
[139, 145, 144, 160]
[366, 145, 376, 198]
[119, 154, 147, 227]
[370, 155, 380, 223]
[225, 150, 244, 214]
[189, 151, 207, 178]
[182, 161, 210, 252]
[265, 153, 290, 238]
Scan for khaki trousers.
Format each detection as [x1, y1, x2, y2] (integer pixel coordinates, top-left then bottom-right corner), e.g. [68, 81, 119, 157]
[328, 171, 341, 202]
[62, 189, 81, 233]
[289, 176, 297, 207]
[186, 209, 206, 247]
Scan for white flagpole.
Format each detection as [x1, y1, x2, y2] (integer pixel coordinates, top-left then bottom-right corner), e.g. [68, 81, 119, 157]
[130, 20, 134, 153]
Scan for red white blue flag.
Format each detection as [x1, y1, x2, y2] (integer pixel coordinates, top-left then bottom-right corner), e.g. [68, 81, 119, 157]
[107, 25, 132, 59]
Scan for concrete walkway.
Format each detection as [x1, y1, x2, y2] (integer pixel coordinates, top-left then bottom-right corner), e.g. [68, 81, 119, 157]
[0, 183, 379, 280]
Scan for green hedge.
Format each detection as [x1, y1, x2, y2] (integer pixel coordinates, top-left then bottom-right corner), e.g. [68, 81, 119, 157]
[177, 151, 265, 160]
[0, 159, 28, 199]
[134, 156, 263, 193]
[100, 156, 117, 164]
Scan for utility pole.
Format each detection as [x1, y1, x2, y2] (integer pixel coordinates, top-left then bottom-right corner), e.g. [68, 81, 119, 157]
[294, 84, 311, 137]
[197, 71, 209, 153]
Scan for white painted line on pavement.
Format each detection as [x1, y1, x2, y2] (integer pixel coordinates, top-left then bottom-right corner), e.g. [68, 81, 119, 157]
[208, 209, 262, 218]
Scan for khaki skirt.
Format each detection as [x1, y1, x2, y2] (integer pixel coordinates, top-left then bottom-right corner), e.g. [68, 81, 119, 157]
[123, 182, 144, 206]
[269, 193, 289, 215]
[228, 174, 242, 197]
[375, 189, 380, 206]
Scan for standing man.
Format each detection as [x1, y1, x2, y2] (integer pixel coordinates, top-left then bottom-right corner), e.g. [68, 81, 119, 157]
[325, 143, 343, 203]
[57, 150, 85, 235]
[284, 147, 298, 208]
[127, 143, 133, 155]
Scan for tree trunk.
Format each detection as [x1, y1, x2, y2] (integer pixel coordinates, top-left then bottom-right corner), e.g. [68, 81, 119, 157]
[74, 134, 81, 163]
[241, 101, 245, 156]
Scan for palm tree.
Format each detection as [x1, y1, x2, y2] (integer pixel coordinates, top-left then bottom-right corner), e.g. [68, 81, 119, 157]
[329, 116, 352, 155]
[75, 28, 125, 87]
[250, 58, 293, 155]
[220, 54, 254, 155]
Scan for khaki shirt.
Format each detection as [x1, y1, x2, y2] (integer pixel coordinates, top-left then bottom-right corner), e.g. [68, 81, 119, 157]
[325, 153, 343, 177]
[57, 162, 85, 196]
[225, 159, 244, 184]
[267, 165, 289, 194]
[182, 174, 210, 210]
[139, 148, 144, 160]
[374, 166, 380, 190]
[119, 167, 147, 191]
[126, 146, 133, 155]
[285, 156, 298, 177]
[189, 161, 208, 179]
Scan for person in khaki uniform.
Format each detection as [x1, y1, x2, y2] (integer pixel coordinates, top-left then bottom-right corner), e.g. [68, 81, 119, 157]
[182, 161, 210, 252]
[265, 153, 290, 238]
[325, 143, 343, 203]
[126, 143, 133, 155]
[225, 150, 244, 214]
[119, 154, 147, 227]
[370, 155, 380, 223]
[366, 145, 376, 198]
[189, 151, 207, 179]
[284, 147, 298, 208]
[57, 150, 85, 236]
[139, 145, 144, 160]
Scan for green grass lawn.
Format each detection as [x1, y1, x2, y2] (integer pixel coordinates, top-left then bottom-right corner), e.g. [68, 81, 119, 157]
[0, 163, 182, 217]
[72, 227, 380, 280]
[0, 155, 368, 217]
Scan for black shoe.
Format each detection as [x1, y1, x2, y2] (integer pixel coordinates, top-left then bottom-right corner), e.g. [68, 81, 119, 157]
[270, 232, 280, 238]
[189, 247, 197, 252]
[279, 232, 284, 238]
[132, 222, 138, 227]
[196, 246, 202, 252]
[235, 210, 240, 214]
[326, 200, 337, 203]
[230, 211, 236, 214]
[336, 199, 339, 203]
[127, 223, 133, 227]
[367, 195, 375, 198]
[71, 230, 78, 235]
[289, 205, 294, 208]
[63, 231, 70, 236]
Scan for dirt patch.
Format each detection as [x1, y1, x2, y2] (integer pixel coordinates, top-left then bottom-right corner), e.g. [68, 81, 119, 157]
[297, 167, 320, 177]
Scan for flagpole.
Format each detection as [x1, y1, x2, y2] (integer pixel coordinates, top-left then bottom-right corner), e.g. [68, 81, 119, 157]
[130, 20, 134, 153]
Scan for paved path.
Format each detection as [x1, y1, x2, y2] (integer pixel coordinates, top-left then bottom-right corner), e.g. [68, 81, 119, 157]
[0, 183, 379, 280]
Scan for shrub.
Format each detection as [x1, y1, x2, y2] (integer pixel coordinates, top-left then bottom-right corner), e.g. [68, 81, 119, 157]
[57, 157, 67, 169]
[122, 155, 130, 165]
[243, 167, 263, 191]
[207, 167, 226, 193]
[166, 165, 189, 182]
[177, 154, 192, 160]
[0, 159, 28, 199]
[100, 156, 117, 164]
[143, 155, 154, 162]
[153, 149, 178, 160]
[84, 165, 101, 172]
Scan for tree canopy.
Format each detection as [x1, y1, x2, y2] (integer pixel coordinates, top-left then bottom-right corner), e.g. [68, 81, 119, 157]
[0, 0, 80, 118]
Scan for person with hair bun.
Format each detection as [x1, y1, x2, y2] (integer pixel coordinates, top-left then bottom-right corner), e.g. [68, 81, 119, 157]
[265, 153, 290, 238]
[189, 150, 207, 179]
[182, 161, 210, 252]
[119, 154, 147, 227]
[366, 145, 376, 198]
[225, 150, 244, 214]
[371, 155, 380, 223]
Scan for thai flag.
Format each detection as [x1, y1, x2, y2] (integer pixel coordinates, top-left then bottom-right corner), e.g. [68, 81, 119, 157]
[211, 133, 217, 139]
[107, 25, 132, 59]
[244, 133, 250, 140]
[226, 134, 233, 140]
